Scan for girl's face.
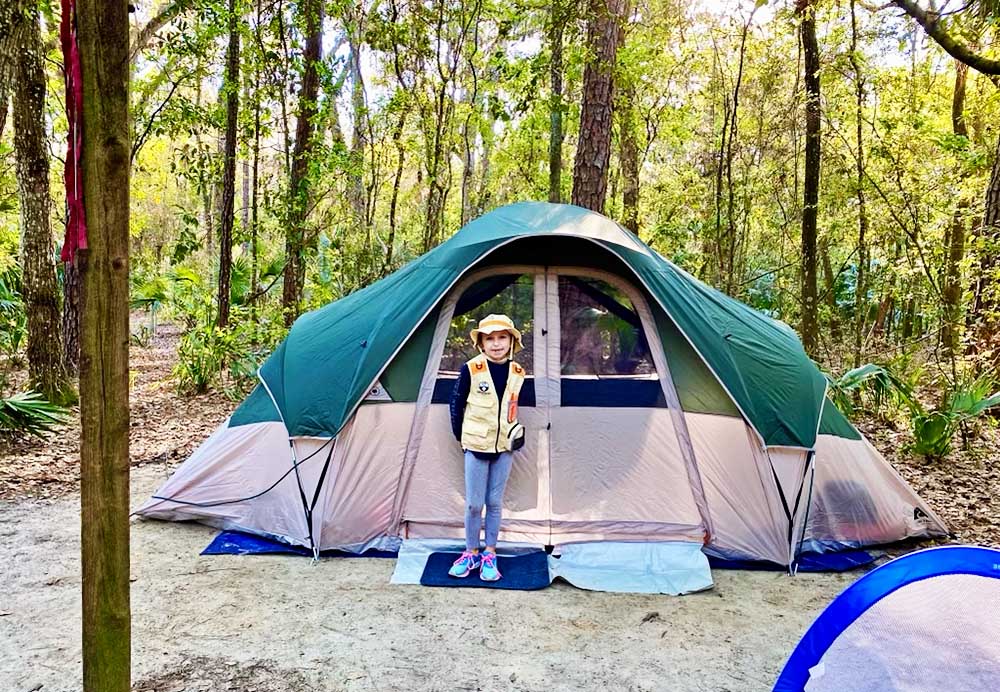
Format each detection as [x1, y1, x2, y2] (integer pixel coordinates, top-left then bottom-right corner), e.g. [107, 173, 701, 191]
[482, 330, 512, 362]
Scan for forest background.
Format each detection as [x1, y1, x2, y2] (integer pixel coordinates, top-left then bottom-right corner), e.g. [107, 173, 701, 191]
[2, 0, 1000, 459]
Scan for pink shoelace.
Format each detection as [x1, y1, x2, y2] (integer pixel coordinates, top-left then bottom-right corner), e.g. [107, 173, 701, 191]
[453, 551, 477, 566]
[481, 551, 500, 575]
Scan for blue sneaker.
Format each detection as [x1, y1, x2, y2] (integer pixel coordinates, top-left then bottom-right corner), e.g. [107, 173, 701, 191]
[479, 551, 502, 582]
[448, 551, 481, 578]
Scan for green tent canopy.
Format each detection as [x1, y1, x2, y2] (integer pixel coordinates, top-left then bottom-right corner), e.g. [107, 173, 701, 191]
[246, 201, 827, 448]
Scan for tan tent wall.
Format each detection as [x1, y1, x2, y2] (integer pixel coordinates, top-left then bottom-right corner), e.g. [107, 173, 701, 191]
[804, 435, 947, 549]
[136, 421, 314, 545]
[686, 413, 789, 563]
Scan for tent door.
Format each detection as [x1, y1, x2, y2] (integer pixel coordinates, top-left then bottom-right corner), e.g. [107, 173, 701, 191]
[542, 269, 710, 545]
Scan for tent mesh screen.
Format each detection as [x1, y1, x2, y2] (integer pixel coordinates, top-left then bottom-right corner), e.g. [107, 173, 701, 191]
[804, 574, 1000, 691]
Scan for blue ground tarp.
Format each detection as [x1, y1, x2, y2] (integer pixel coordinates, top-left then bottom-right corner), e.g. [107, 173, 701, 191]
[708, 550, 875, 573]
[201, 530, 397, 558]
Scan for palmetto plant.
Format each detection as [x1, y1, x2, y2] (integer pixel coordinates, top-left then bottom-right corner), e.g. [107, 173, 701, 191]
[827, 364, 1000, 460]
[0, 391, 70, 438]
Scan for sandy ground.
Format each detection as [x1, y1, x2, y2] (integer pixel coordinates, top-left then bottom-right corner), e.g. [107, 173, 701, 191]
[0, 462, 860, 692]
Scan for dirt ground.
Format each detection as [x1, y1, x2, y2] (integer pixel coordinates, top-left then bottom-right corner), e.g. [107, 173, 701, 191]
[1, 462, 859, 692]
[0, 319, 996, 691]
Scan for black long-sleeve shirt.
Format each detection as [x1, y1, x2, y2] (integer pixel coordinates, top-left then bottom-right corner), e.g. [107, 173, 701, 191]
[449, 358, 510, 461]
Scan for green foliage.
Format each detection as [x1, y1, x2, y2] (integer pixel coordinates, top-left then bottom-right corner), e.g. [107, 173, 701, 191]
[825, 363, 909, 419]
[908, 374, 1000, 459]
[0, 391, 71, 439]
[830, 362, 1000, 459]
[0, 265, 26, 365]
[173, 303, 287, 398]
[174, 323, 245, 395]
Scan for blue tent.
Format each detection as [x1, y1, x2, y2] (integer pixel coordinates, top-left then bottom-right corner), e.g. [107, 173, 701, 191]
[775, 545, 1000, 691]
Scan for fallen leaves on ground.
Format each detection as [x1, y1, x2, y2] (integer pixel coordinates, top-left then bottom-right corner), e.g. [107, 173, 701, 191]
[0, 319, 232, 500]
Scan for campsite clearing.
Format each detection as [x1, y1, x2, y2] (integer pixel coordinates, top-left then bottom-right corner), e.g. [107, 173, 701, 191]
[1, 317, 998, 691]
[1, 462, 857, 692]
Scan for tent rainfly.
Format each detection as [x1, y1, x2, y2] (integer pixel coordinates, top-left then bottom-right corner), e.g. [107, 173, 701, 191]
[137, 202, 946, 566]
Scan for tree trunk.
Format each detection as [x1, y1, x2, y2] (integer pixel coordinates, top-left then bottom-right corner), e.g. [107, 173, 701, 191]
[384, 105, 407, 275]
[76, 0, 132, 689]
[902, 291, 916, 340]
[348, 32, 369, 241]
[548, 0, 565, 203]
[460, 115, 476, 226]
[475, 114, 495, 216]
[798, 0, 820, 357]
[241, 77, 250, 241]
[941, 60, 968, 357]
[821, 236, 840, 343]
[849, 0, 868, 368]
[11, 0, 72, 403]
[971, 131, 1000, 338]
[0, 71, 8, 142]
[619, 81, 639, 234]
[571, 0, 628, 213]
[282, 0, 323, 326]
[63, 260, 82, 374]
[250, 57, 260, 310]
[217, 0, 239, 328]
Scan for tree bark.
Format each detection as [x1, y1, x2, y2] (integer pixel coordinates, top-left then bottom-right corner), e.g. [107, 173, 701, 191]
[76, 0, 131, 689]
[850, 0, 869, 368]
[10, 0, 72, 403]
[798, 0, 820, 357]
[384, 105, 407, 276]
[0, 70, 9, 141]
[217, 0, 239, 328]
[970, 129, 1000, 338]
[348, 29, 369, 242]
[619, 81, 639, 234]
[941, 60, 968, 357]
[548, 0, 565, 203]
[820, 236, 840, 342]
[282, 0, 323, 326]
[63, 260, 82, 374]
[572, 0, 628, 213]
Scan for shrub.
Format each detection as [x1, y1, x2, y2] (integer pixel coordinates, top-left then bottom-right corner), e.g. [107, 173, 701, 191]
[0, 391, 71, 438]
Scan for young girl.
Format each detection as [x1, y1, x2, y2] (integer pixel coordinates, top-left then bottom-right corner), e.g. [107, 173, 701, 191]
[447, 314, 526, 581]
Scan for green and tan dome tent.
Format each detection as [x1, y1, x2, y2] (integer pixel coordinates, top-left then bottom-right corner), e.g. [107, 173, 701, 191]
[138, 202, 945, 568]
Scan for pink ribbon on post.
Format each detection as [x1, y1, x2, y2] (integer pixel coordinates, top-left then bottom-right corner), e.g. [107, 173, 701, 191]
[59, 0, 87, 263]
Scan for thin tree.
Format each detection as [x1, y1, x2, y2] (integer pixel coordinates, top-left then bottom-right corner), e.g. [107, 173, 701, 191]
[797, 0, 821, 357]
[7, 0, 73, 403]
[549, 0, 566, 203]
[281, 0, 323, 325]
[941, 59, 969, 359]
[76, 0, 132, 689]
[849, 0, 870, 367]
[619, 79, 639, 234]
[572, 0, 628, 213]
[217, 0, 240, 328]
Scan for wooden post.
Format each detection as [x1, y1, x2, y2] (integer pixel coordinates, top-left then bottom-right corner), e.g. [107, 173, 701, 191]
[76, 0, 131, 690]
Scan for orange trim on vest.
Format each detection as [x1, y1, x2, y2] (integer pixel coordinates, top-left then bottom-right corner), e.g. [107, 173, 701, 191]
[507, 392, 518, 423]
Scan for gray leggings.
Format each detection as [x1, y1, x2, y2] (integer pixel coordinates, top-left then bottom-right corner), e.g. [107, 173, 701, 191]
[464, 450, 514, 550]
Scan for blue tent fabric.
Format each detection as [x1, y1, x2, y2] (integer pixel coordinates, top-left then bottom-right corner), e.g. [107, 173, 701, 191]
[773, 545, 1000, 691]
[419, 551, 551, 590]
[201, 530, 396, 558]
[708, 549, 875, 573]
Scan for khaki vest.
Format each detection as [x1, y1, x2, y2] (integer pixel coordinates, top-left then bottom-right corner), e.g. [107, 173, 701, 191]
[461, 353, 525, 454]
